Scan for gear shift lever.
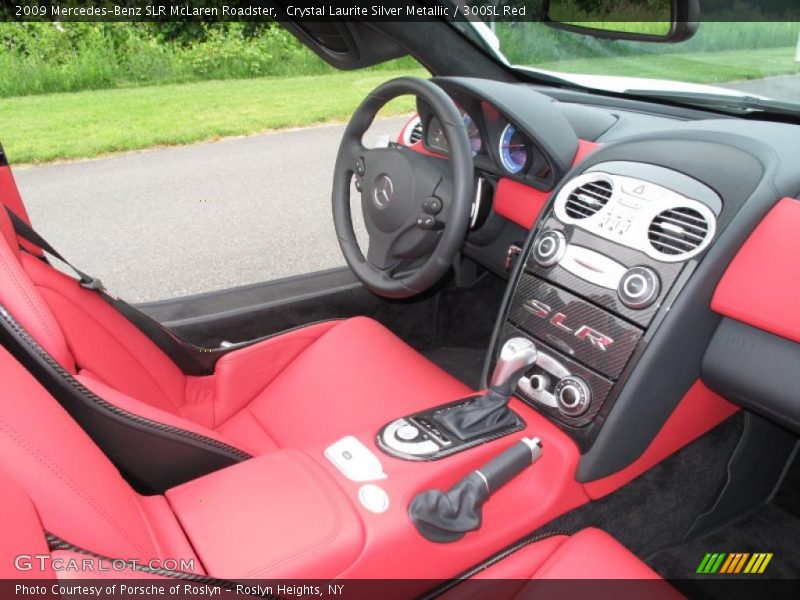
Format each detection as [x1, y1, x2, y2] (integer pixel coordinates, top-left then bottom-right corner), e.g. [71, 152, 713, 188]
[435, 338, 537, 440]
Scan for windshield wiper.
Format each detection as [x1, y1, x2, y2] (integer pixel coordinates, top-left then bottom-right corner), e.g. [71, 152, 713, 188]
[624, 89, 800, 117]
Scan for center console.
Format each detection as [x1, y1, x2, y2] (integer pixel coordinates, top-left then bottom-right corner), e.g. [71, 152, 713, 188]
[492, 161, 723, 448]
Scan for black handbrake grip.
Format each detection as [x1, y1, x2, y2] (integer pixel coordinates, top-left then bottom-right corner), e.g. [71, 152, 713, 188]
[408, 437, 543, 543]
[476, 437, 543, 494]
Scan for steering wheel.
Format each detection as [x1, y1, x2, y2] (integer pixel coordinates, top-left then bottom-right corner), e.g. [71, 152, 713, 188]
[332, 77, 474, 299]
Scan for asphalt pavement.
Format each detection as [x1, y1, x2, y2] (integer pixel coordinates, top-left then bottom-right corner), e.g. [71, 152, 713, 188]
[721, 74, 800, 103]
[13, 117, 406, 303]
[13, 75, 800, 304]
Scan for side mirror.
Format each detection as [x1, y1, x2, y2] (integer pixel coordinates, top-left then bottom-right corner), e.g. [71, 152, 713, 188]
[542, 0, 699, 43]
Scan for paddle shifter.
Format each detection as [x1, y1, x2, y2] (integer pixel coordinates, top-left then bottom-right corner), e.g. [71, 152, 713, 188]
[435, 337, 538, 440]
[377, 338, 536, 460]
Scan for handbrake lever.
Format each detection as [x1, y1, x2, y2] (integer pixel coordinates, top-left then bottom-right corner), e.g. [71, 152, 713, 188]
[408, 438, 543, 543]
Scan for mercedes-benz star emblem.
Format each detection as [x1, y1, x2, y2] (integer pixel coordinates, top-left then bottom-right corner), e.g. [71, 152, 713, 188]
[372, 175, 394, 209]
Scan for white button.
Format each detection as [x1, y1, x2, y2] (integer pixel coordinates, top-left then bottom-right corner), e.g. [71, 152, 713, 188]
[358, 484, 389, 514]
[396, 425, 419, 441]
[324, 436, 387, 482]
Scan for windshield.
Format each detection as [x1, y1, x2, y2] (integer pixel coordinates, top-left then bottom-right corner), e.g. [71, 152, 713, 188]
[486, 21, 800, 111]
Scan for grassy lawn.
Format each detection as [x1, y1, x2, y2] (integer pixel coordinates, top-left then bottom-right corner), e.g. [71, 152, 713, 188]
[1, 68, 425, 164]
[533, 47, 800, 85]
[4, 44, 799, 165]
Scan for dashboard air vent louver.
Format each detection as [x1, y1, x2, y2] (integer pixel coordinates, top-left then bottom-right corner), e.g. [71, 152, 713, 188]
[409, 122, 423, 144]
[648, 207, 710, 256]
[564, 179, 612, 219]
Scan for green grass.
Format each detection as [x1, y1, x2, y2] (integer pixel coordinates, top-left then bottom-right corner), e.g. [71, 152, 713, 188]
[1, 68, 426, 164]
[532, 46, 800, 84]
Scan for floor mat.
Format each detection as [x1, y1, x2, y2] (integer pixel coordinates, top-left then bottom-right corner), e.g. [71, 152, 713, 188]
[648, 450, 800, 587]
[648, 503, 800, 582]
[423, 347, 486, 390]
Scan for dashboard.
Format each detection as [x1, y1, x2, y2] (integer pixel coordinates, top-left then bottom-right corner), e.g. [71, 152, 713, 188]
[399, 77, 800, 480]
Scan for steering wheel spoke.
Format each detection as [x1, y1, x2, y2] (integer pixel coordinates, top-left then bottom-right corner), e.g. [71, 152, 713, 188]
[366, 235, 399, 271]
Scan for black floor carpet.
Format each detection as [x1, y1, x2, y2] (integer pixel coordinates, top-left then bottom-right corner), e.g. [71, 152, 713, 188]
[648, 450, 800, 590]
[423, 346, 486, 390]
[536, 414, 746, 560]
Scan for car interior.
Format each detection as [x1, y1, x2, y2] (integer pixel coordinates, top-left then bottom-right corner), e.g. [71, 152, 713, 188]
[2, 3, 800, 597]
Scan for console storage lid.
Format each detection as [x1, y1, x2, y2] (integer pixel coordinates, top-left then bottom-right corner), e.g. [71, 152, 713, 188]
[166, 449, 364, 579]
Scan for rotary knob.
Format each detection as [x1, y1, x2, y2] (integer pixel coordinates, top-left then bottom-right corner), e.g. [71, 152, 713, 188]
[618, 266, 660, 309]
[554, 376, 591, 417]
[532, 230, 566, 268]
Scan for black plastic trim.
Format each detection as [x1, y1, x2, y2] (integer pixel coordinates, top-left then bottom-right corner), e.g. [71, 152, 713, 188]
[702, 318, 800, 433]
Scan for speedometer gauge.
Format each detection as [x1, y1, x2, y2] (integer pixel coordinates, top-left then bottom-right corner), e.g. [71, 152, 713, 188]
[499, 123, 528, 174]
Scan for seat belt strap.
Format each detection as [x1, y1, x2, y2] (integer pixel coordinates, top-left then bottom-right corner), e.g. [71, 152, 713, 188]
[5, 206, 211, 375]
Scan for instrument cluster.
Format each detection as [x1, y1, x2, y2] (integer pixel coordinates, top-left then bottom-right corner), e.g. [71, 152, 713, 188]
[417, 96, 553, 190]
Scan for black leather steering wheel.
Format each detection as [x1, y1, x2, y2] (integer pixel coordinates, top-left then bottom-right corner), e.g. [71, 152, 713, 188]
[332, 77, 474, 299]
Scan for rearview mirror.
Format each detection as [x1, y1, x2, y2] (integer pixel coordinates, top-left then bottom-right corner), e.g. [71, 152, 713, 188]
[542, 0, 699, 43]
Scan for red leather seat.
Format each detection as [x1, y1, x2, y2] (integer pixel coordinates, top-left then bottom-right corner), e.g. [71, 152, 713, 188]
[0, 344, 666, 585]
[472, 528, 663, 580]
[0, 206, 470, 459]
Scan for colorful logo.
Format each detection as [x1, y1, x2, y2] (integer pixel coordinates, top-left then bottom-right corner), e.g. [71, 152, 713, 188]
[697, 553, 773, 574]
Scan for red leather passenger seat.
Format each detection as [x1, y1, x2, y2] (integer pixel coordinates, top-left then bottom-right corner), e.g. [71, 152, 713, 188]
[0, 205, 470, 459]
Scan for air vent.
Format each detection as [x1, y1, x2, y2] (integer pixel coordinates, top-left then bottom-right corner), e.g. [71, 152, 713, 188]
[409, 122, 423, 144]
[564, 179, 612, 219]
[648, 207, 710, 256]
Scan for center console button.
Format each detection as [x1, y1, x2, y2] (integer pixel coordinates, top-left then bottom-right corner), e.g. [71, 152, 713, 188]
[529, 374, 550, 391]
[618, 266, 661, 309]
[396, 424, 420, 441]
[358, 484, 390, 514]
[532, 230, 566, 268]
[325, 436, 388, 482]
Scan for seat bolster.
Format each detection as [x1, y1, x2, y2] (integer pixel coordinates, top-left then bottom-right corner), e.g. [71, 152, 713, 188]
[211, 320, 340, 427]
[78, 372, 246, 453]
[532, 528, 662, 579]
[0, 219, 75, 372]
[21, 252, 186, 411]
[0, 349, 160, 561]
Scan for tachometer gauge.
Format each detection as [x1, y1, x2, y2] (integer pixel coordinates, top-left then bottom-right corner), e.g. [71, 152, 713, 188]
[425, 111, 482, 156]
[499, 123, 528, 174]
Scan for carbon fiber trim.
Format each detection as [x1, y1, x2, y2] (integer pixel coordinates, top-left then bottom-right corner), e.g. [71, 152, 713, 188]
[528, 216, 685, 328]
[500, 324, 613, 428]
[375, 396, 525, 461]
[0, 305, 251, 462]
[508, 276, 643, 380]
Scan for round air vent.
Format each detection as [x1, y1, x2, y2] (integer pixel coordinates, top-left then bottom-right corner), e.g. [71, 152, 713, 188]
[564, 178, 612, 219]
[408, 122, 423, 144]
[648, 206, 710, 256]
